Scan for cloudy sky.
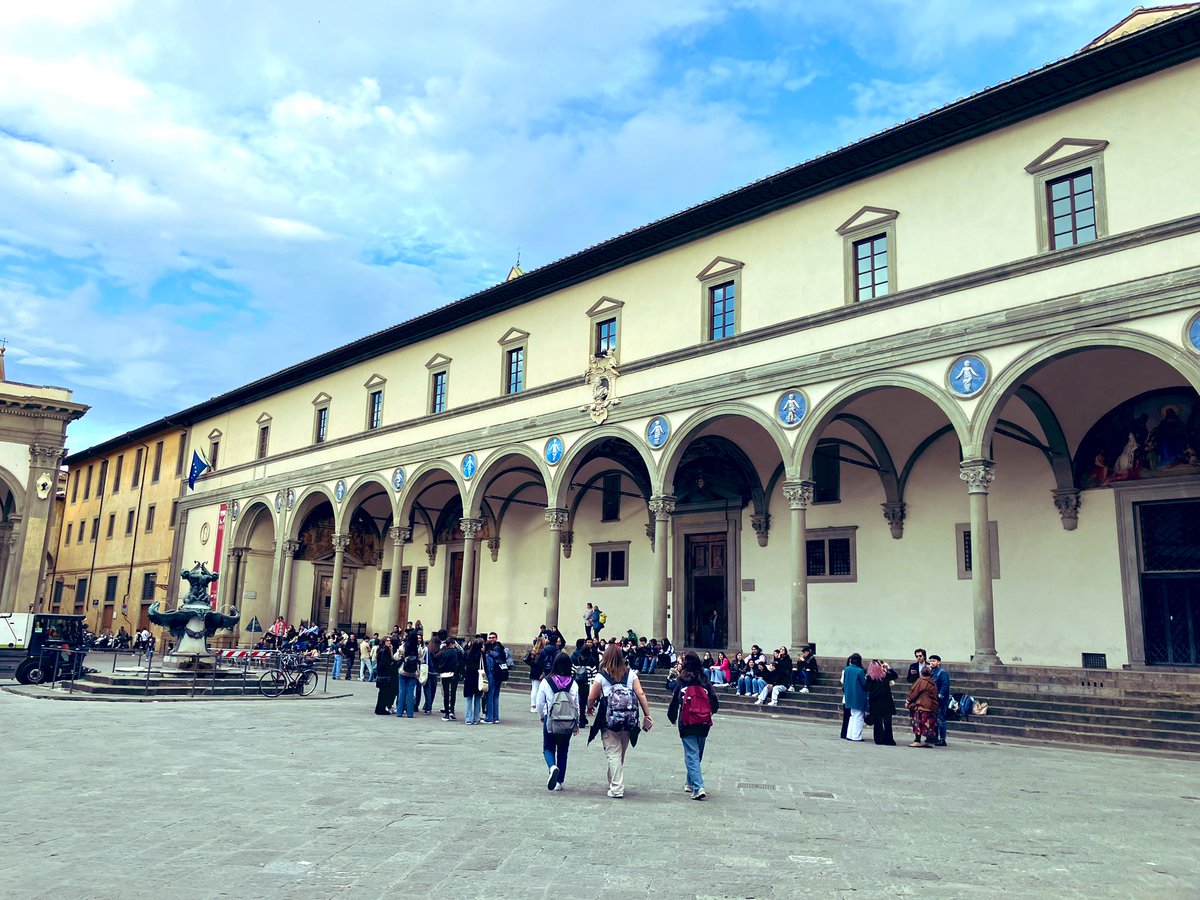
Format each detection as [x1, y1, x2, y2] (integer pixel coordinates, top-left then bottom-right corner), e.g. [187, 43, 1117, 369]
[0, 0, 1134, 450]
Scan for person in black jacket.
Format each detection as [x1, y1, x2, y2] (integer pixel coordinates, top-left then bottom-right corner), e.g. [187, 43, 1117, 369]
[795, 645, 819, 693]
[907, 648, 927, 684]
[754, 647, 792, 707]
[667, 651, 719, 801]
[436, 638, 462, 721]
[866, 659, 899, 745]
[374, 637, 397, 715]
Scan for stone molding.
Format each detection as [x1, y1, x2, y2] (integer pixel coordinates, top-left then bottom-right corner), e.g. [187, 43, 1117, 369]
[959, 460, 996, 494]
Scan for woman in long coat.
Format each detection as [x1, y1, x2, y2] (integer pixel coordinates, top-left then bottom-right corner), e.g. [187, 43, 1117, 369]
[905, 665, 939, 747]
[374, 637, 397, 715]
[865, 659, 898, 745]
[463, 638, 485, 725]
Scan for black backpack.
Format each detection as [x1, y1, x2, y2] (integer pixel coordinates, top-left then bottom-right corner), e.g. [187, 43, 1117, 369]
[401, 654, 419, 675]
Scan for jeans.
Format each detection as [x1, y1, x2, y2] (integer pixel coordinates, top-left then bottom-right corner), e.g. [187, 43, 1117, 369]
[465, 694, 482, 724]
[332, 655, 343, 679]
[600, 730, 629, 796]
[681, 734, 707, 791]
[422, 676, 437, 712]
[752, 677, 766, 695]
[708, 668, 726, 684]
[484, 681, 502, 722]
[369, 661, 377, 682]
[936, 703, 948, 743]
[543, 725, 570, 782]
[397, 674, 418, 717]
[737, 675, 753, 694]
[757, 683, 785, 703]
[359, 658, 371, 681]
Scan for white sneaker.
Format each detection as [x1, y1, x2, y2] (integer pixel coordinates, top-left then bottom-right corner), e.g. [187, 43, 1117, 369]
[768, 700, 778, 707]
[530, 705, 537, 713]
[753, 698, 762, 705]
[684, 783, 693, 792]
[553, 783, 563, 791]
[800, 687, 810, 693]
[691, 789, 707, 801]
[547, 766, 559, 791]
[606, 789, 624, 799]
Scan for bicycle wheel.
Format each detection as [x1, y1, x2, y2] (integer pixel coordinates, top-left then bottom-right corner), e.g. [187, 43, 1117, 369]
[298, 670, 317, 697]
[258, 670, 287, 698]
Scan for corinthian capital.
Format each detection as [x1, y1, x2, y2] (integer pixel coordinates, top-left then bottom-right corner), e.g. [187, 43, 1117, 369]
[782, 480, 814, 511]
[959, 459, 996, 494]
[331, 533, 351, 552]
[544, 507, 569, 530]
[648, 495, 676, 520]
[389, 525, 412, 546]
[460, 518, 483, 540]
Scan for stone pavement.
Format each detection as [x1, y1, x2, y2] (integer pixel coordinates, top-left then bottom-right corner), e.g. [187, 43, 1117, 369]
[0, 679, 1196, 899]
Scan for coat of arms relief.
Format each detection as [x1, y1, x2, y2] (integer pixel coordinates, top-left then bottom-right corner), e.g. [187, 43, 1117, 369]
[580, 350, 620, 424]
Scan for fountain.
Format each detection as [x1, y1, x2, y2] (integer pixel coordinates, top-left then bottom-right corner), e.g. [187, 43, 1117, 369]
[149, 562, 240, 670]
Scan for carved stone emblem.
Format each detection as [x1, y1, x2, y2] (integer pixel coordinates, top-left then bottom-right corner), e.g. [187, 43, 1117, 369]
[580, 351, 620, 425]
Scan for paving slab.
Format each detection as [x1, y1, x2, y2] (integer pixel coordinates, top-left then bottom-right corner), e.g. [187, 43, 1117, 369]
[0, 679, 1196, 898]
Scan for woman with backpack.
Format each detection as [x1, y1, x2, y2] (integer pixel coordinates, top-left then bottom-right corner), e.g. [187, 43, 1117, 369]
[586, 643, 654, 799]
[395, 631, 421, 718]
[421, 634, 441, 715]
[667, 651, 719, 800]
[536, 652, 580, 790]
[373, 636, 397, 715]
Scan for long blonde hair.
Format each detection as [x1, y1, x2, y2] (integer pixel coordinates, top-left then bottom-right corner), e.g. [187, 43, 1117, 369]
[531, 636, 547, 657]
[600, 643, 628, 683]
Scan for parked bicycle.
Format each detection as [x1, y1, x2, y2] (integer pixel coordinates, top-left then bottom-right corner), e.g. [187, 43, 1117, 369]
[258, 652, 318, 698]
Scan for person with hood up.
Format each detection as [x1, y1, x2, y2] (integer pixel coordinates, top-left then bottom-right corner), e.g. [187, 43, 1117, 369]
[536, 651, 580, 791]
[667, 651, 719, 800]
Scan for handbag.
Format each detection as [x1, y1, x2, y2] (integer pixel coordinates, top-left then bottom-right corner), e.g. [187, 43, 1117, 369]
[418, 662, 429, 685]
[478, 664, 489, 693]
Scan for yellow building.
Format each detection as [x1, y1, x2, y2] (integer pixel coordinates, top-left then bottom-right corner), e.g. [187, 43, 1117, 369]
[83, 8, 1200, 670]
[0, 349, 88, 614]
[54, 425, 190, 641]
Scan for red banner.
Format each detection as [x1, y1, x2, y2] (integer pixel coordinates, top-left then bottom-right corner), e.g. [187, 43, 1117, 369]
[210, 503, 227, 610]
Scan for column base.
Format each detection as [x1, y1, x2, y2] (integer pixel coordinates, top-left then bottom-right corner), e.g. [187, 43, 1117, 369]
[970, 650, 1002, 670]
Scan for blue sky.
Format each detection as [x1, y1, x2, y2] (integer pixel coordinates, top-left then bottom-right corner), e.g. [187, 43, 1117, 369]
[0, 0, 1135, 449]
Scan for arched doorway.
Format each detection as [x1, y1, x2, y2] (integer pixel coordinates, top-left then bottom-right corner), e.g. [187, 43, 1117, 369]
[230, 501, 276, 644]
[0, 468, 19, 611]
[400, 465, 467, 635]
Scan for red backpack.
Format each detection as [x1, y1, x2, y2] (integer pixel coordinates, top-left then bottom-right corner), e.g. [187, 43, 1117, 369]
[680, 683, 714, 728]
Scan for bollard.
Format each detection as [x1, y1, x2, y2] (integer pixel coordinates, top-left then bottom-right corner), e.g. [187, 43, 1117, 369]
[144, 650, 153, 696]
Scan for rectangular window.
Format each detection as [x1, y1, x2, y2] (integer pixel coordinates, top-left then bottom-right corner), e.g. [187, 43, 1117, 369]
[368, 390, 384, 429]
[53, 580, 65, 604]
[853, 234, 889, 301]
[113, 455, 123, 494]
[70, 471, 80, 504]
[314, 407, 329, 444]
[590, 542, 630, 587]
[257, 425, 270, 459]
[956, 521, 1000, 580]
[601, 473, 622, 522]
[90, 517, 100, 542]
[145, 504, 156, 533]
[400, 568, 411, 598]
[125, 510, 135, 536]
[708, 281, 736, 340]
[175, 435, 187, 476]
[152, 441, 164, 482]
[430, 371, 447, 414]
[142, 572, 157, 601]
[169, 500, 178, 529]
[77, 520, 85, 543]
[104, 575, 119, 603]
[595, 317, 618, 356]
[813, 444, 841, 504]
[415, 567, 428, 595]
[380, 569, 392, 597]
[75, 577, 88, 604]
[132, 448, 143, 488]
[505, 347, 525, 395]
[97, 461, 108, 495]
[106, 514, 115, 539]
[208, 440, 220, 471]
[65, 523, 73, 544]
[84, 465, 93, 500]
[1047, 169, 1097, 250]
[805, 527, 857, 583]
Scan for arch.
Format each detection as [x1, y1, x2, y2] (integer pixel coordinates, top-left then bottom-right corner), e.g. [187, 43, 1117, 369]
[659, 402, 792, 493]
[795, 372, 971, 477]
[968, 329, 1200, 457]
[338, 472, 398, 532]
[287, 484, 337, 541]
[398, 460, 467, 522]
[0, 464, 25, 516]
[232, 498, 277, 548]
[550, 425, 657, 509]
[465, 444, 550, 517]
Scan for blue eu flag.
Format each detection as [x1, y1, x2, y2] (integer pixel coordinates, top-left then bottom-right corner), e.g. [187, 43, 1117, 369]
[187, 450, 210, 490]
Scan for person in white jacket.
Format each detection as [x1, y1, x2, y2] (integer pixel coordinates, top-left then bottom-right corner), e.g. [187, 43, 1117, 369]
[536, 651, 580, 792]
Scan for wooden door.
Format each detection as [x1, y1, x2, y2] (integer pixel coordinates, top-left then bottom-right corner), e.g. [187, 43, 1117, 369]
[447, 551, 463, 635]
[685, 533, 727, 649]
[101, 604, 115, 632]
[316, 574, 333, 628]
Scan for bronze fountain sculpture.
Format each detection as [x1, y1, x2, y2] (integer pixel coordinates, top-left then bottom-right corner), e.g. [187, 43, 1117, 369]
[148, 562, 239, 669]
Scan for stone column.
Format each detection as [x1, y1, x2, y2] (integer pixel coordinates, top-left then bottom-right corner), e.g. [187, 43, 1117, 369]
[459, 518, 482, 635]
[228, 547, 245, 610]
[383, 526, 410, 632]
[0, 519, 15, 613]
[278, 540, 300, 623]
[330, 533, 349, 629]
[959, 459, 1001, 667]
[783, 481, 815, 650]
[648, 495, 675, 641]
[544, 508, 569, 629]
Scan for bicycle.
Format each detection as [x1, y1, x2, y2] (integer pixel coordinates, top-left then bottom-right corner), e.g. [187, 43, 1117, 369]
[258, 654, 318, 698]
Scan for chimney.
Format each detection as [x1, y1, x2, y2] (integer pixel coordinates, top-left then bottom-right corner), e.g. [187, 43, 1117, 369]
[0, 340, 6, 382]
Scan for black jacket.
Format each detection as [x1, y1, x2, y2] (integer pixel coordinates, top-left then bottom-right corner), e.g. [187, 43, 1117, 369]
[435, 646, 461, 678]
[866, 669, 899, 717]
[772, 654, 793, 685]
[668, 671, 719, 738]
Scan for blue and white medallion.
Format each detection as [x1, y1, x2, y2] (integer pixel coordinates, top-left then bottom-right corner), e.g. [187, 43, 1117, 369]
[461, 453, 478, 479]
[334, 479, 347, 503]
[392, 467, 406, 491]
[544, 436, 565, 466]
[1187, 312, 1200, 353]
[776, 389, 808, 428]
[947, 355, 989, 398]
[646, 415, 670, 449]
